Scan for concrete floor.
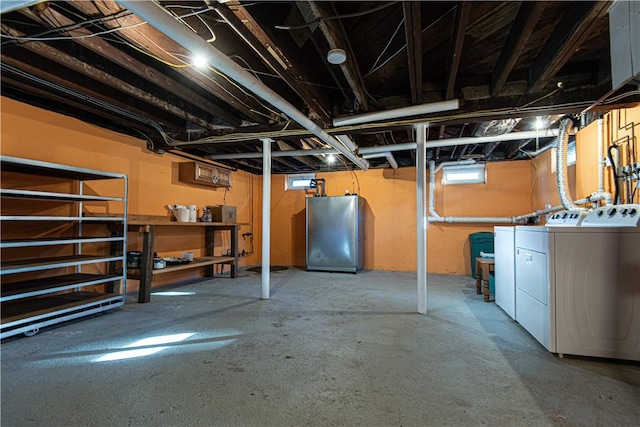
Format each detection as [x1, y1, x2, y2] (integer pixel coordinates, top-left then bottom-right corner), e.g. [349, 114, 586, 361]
[2, 268, 639, 426]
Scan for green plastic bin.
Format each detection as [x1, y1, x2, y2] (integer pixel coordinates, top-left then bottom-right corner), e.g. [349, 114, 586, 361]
[469, 232, 494, 278]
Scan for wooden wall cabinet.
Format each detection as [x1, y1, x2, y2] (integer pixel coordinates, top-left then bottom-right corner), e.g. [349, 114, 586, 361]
[0, 156, 128, 339]
[178, 161, 231, 188]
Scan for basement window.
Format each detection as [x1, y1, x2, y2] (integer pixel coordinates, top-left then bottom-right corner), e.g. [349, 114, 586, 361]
[442, 164, 486, 185]
[286, 173, 316, 190]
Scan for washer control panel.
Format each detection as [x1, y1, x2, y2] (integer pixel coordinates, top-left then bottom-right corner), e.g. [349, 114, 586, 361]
[581, 204, 640, 227]
[546, 210, 587, 226]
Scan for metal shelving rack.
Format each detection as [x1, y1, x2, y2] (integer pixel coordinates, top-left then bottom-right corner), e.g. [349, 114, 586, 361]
[0, 155, 128, 339]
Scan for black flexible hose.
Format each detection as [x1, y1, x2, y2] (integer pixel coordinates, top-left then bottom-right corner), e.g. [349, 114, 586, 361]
[608, 145, 620, 205]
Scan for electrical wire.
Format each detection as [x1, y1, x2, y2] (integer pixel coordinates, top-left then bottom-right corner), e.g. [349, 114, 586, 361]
[364, 5, 457, 78]
[365, 16, 405, 77]
[0, 20, 147, 42]
[274, 2, 398, 31]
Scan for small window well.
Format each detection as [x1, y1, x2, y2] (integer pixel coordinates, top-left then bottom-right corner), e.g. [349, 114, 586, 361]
[286, 173, 316, 190]
[442, 164, 486, 185]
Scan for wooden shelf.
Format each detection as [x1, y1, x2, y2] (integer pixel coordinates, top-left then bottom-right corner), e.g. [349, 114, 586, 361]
[127, 256, 234, 279]
[1, 273, 120, 302]
[1, 291, 123, 325]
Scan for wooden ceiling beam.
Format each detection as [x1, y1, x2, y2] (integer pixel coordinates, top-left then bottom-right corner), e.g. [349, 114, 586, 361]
[491, 1, 545, 97]
[67, 0, 268, 124]
[528, 0, 611, 93]
[20, 6, 242, 128]
[0, 23, 219, 131]
[445, 2, 471, 100]
[0, 53, 179, 133]
[305, 1, 370, 111]
[1, 74, 155, 137]
[403, 1, 423, 104]
[216, 3, 332, 125]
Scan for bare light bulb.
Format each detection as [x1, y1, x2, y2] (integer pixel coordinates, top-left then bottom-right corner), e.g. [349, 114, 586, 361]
[193, 55, 209, 70]
[327, 154, 336, 164]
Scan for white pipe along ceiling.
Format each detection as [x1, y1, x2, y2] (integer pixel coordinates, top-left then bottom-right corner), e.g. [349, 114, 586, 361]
[206, 129, 565, 162]
[117, 0, 369, 171]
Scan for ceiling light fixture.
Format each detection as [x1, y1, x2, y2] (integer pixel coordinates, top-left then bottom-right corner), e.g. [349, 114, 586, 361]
[192, 54, 208, 69]
[326, 154, 336, 164]
[327, 48, 346, 65]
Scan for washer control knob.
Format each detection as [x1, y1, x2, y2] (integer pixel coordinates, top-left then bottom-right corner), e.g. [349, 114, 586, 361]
[597, 210, 604, 217]
[621, 208, 628, 216]
[629, 208, 638, 217]
[561, 213, 568, 219]
[607, 207, 617, 217]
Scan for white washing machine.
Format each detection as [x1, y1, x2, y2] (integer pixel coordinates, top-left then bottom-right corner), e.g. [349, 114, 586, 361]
[515, 204, 640, 361]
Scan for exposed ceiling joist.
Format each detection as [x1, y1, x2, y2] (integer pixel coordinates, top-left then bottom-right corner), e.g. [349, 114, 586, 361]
[491, 1, 546, 97]
[445, 2, 471, 100]
[20, 6, 240, 128]
[218, 3, 332, 125]
[306, 1, 369, 111]
[0, 23, 196, 129]
[528, 0, 611, 93]
[403, 1, 422, 104]
[68, 0, 269, 124]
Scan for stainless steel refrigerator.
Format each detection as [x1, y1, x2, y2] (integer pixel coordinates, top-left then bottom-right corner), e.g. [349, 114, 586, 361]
[306, 195, 365, 273]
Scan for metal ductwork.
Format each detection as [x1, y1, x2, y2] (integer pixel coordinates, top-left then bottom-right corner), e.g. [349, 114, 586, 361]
[555, 117, 585, 211]
[117, 0, 369, 171]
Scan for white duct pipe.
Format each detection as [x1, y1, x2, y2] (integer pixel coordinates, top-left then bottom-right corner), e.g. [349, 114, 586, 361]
[118, 0, 369, 171]
[261, 138, 271, 299]
[596, 117, 613, 205]
[208, 148, 337, 160]
[362, 152, 398, 169]
[334, 100, 460, 127]
[0, 0, 43, 14]
[334, 135, 358, 152]
[416, 124, 428, 315]
[207, 129, 563, 161]
[428, 160, 440, 219]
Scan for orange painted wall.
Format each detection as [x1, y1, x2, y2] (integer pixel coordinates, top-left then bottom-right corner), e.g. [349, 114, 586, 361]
[5, 97, 636, 280]
[269, 160, 533, 275]
[1, 97, 260, 291]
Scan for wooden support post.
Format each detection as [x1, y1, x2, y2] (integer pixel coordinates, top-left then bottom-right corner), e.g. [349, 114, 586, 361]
[138, 225, 154, 303]
[205, 226, 214, 277]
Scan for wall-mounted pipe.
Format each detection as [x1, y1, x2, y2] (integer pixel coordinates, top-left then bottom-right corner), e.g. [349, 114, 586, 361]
[362, 152, 398, 169]
[117, 0, 369, 171]
[596, 117, 613, 205]
[428, 160, 524, 224]
[333, 100, 460, 127]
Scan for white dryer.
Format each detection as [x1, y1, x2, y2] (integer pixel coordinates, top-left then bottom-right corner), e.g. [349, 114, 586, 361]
[514, 204, 640, 361]
[494, 226, 516, 319]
